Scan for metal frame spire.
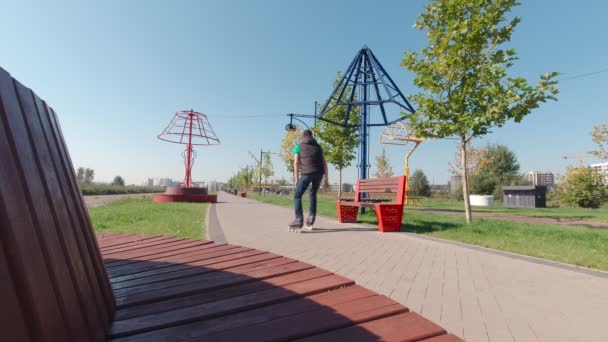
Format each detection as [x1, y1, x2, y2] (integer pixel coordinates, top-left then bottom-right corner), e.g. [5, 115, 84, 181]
[315, 46, 416, 184]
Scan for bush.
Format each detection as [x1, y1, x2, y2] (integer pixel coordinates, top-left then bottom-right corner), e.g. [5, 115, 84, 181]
[80, 184, 165, 196]
[557, 167, 608, 208]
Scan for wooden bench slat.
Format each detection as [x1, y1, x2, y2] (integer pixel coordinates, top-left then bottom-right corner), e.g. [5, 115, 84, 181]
[110, 274, 356, 338]
[295, 312, 447, 342]
[106, 245, 243, 277]
[45, 102, 116, 317]
[201, 296, 407, 341]
[111, 250, 276, 290]
[109, 247, 259, 284]
[115, 259, 311, 308]
[114, 267, 333, 321]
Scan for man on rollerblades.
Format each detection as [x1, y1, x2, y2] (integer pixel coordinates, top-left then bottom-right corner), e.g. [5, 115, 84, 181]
[288, 130, 329, 232]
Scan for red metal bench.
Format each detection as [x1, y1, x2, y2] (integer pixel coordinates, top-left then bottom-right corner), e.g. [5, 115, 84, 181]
[337, 176, 406, 232]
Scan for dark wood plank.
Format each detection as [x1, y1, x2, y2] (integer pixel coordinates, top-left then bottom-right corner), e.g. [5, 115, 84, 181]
[114, 267, 333, 320]
[110, 249, 270, 288]
[0, 244, 31, 342]
[115, 260, 313, 308]
[101, 236, 177, 253]
[109, 285, 375, 342]
[103, 240, 214, 262]
[45, 103, 115, 314]
[105, 242, 225, 269]
[106, 244, 243, 277]
[102, 236, 186, 255]
[15, 80, 106, 341]
[99, 234, 164, 249]
[0, 67, 72, 342]
[295, 312, 446, 342]
[110, 274, 355, 338]
[198, 295, 407, 341]
[113, 254, 289, 298]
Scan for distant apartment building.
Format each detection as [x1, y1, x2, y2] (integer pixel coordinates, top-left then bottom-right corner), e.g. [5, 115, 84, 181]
[524, 171, 555, 186]
[207, 181, 226, 192]
[450, 175, 462, 193]
[591, 162, 608, 183]
[142, 178, 154, 187]
[153, 178, 176, 187]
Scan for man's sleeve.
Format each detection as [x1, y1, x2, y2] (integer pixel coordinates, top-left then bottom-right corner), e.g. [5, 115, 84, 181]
[293, 144, 300, 155]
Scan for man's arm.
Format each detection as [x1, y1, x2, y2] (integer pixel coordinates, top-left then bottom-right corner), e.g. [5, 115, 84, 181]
[293, 154, 300, 184]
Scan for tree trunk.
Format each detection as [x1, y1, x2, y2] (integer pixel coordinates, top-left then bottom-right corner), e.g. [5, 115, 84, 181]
[338, 168, 343, 199]
[460, 135, 473, 223]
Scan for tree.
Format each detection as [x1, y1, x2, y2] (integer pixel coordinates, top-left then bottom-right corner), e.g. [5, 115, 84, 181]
[261, 152, 274, 186]
[76, 167, 85, 183]
[402, 0, 559, 223]
[84, 168, 95, 184]
[112, 176, 125, 186]
[557, 167, 607, 208]
[410, 169, 431, 197]
[448, 143, 487, 177]
[590, 124, 608, 161]
[313, 72, 360, 199]
[374, 148, 394, 178]
[279, 126, 301, 175]
[469, 144, 520, 199]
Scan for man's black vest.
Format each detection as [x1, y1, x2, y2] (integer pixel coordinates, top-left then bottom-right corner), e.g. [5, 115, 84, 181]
[299, 136, 324, 175]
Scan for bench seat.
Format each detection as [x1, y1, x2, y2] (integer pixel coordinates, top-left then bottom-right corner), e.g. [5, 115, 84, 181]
[337, 176, 407, 232]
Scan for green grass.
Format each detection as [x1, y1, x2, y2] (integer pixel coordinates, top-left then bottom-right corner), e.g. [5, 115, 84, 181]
[81, 184, 165, 196]
[418, 197, 608, 222]
[252, 193, 608, 271]
[89, 198, 208, 239]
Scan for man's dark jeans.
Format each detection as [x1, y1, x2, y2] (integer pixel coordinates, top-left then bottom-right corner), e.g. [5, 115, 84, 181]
[294, 172, 323, 221]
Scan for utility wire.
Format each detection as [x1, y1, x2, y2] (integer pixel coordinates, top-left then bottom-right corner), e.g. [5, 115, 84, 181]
[556, 68, 608, 81]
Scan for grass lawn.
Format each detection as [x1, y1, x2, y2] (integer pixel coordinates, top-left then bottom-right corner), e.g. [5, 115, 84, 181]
[418, 197, 608, 222]
[252, 193, 608, 271]
[89, 198, 208, 240]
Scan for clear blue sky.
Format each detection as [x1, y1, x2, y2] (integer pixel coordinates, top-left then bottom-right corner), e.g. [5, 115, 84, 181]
[1, 0, 607, 185]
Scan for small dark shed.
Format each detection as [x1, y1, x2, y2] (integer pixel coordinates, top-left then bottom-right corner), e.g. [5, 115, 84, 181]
[502, 186, 547, 208]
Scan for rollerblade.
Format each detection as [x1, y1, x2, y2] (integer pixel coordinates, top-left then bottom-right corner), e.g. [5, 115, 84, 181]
[288, 219, 303, 232]
[304, 216, 315, 231]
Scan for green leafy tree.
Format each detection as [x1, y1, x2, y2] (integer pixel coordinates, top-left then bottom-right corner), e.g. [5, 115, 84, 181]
[374, 148, 394, 178]
[410, 169, 431, 197]
[280, 126, 301, 176]
[402, 0, 559, 223]
[313, 72, 360, 198]
[76, 167, 85, 183]
[262, 152, 274, 186]
[557, 167, 607, 208]
[84, 168, 95, 184]
[111, 175, 125, 186]
[590, 124, 608, 160]
[470, 144, 520, 199]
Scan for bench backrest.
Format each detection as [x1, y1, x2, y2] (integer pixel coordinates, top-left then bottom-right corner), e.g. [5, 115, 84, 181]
[0, 67, 114, 342]
[355, 176, 407, 205]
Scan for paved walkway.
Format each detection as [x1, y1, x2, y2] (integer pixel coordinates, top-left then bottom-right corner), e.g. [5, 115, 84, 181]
[211, 192, 608, 342]
[410, 208, 608, 229]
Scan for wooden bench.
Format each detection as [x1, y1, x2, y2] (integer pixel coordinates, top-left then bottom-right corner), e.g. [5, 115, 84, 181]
[0, 67, 462, 341]
[337, 176, 406, 232]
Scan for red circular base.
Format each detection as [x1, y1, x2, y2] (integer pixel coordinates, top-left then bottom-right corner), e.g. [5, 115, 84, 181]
[154, 187, 216, 203]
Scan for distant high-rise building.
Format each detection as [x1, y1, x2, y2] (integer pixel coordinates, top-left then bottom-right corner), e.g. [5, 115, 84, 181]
[450, 175, 462, 193]
[524, 171, 555, 186]
[153, 178, 176, 187]
[591, 162, 608, 184]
